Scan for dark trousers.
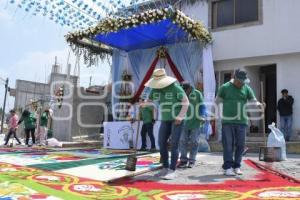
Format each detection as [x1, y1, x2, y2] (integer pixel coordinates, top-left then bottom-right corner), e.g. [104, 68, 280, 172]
[141, 123, 156, 149]
[222, 124, 247, 170]
[25, 128, 36, 145]
[5, 129, 21, 145]
[158, 121, 183, 170]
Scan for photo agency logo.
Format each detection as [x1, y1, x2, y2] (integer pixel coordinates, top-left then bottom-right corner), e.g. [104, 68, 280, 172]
[49, 80, 265, 127]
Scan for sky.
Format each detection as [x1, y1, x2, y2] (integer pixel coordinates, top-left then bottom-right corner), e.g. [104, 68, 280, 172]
[0, 1, 112, 111]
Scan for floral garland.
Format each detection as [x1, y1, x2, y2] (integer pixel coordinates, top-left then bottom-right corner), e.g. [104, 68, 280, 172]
[66, 7, 212, 58]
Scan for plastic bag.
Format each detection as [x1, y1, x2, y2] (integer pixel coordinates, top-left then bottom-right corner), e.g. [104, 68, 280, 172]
[267, 123, 287, 161]
[198, 133, 211, 152]
[198, 123, 211, 152]
[46, 138, 63, 147]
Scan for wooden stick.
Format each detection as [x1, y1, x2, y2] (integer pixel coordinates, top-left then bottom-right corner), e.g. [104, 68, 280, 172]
[260, 81, 267, 146]
[134, 120, 141, 153]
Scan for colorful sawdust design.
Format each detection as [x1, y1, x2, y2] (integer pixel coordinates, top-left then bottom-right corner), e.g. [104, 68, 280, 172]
[0, 181, 61, 200]
[98, 155, 161, 170]
[0, 147, 52, 154]
[0, 152, 90, 166]
[29, 151, 149, 171]
[0, 160, 299, 199]
[56, 154, 162, 182]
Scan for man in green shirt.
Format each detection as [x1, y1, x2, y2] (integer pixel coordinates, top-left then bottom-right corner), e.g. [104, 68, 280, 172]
[178, 82, 205, 168]
[138, 97, 156, 152]
[145, 68, 189, 180]
[217, 69, 262, 176]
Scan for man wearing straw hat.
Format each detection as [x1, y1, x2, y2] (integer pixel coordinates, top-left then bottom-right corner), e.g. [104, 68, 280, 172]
[145, 68, 189, 180]
[217, 69, 263, 176]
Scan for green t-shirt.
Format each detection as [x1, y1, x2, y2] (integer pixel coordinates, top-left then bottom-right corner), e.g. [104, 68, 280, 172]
[40, 112, 49, 127]
[217, 81, 256, 125]
[21, 113, 36, 129]
[149, 83, 185, 121]
[185, 89, 204, 130]
[140, 105, 154, 124]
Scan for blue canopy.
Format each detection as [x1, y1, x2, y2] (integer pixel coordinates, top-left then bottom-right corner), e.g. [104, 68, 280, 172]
[93, 19, 189, 51]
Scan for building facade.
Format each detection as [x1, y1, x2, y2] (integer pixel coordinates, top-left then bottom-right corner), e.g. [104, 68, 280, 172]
[10, 60, 108, 141]
[179, 0, 299, 137]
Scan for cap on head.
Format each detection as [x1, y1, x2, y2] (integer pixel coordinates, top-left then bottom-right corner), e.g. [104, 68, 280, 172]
[234, 69, 250, 84]
[9, 109, 16, 113]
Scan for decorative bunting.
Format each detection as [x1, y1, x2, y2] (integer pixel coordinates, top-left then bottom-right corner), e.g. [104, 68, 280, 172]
[8, 0, 151, 29]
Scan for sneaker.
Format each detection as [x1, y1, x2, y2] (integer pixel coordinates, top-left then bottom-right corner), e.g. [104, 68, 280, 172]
[234, 168, 243, 175]
[177, 161, 188, 168]
[138, 147, 147, 151]
[187, 162, 195, 168]
[224, 168, 236, 176]
[162, 170, 177, 180]
[154, 168, 169, 177]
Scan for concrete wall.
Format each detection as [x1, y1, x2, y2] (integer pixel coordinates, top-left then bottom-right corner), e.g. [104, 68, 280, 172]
[14, 80, 49, 109]
[211, 0, 300, 60]
[52, 86, 106, 141]
[181, 0, 300, 134]
[213, 0, 300, 60]
[71, 88, 105, 140]
[214, 52, 300, 132]
[182, 0, 300, 61]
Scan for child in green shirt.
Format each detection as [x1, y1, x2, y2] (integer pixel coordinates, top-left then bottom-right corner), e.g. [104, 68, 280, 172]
[139, 98, 156, 152]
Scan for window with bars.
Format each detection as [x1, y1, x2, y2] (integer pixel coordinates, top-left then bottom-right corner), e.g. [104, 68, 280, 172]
[212, 0, 259, 29]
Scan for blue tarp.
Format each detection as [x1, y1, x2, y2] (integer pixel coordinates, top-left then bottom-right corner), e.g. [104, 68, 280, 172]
[93, 19, 189, 51]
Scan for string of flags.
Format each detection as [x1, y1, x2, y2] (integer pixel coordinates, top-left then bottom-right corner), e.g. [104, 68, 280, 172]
[7, 0, 152, 29]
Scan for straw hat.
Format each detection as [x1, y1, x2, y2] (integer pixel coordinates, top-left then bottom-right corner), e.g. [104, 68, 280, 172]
[144, 68, 177, 89]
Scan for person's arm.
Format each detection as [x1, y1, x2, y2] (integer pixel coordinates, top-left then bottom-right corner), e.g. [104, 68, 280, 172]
[288, 96, 294, 105]
[198, 91, 206, 121]
[175, 95, 189, 125]
[215, 85, 225, 105]
[247, 86, 264, 107]
[152, 106, 157, 123]
[277, 99, 283, 112]
[17, 116, 24, 125]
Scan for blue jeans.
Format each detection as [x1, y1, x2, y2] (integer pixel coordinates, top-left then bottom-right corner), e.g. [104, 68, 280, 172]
[180, 128, 201, 163]
[158, 120, 183, 170]
[280, 115, 293, 141]
[141, 123, 156, 149]
[222, 124, 246, 170]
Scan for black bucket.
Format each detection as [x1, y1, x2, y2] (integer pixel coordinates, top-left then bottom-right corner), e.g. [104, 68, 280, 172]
[259, 147, 282, 162]
[125, 155, 137, 171]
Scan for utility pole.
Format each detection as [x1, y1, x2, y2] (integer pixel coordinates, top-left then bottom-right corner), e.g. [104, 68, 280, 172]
[1, 78, 9, 134]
